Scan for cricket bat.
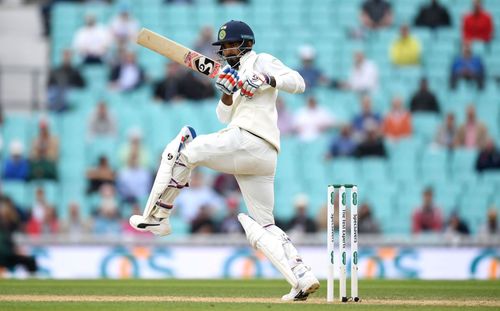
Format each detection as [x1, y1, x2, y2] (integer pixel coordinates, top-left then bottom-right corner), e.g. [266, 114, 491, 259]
[137, 28, 222, 79]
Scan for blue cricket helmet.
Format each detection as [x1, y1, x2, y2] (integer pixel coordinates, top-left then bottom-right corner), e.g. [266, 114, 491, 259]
[212, 20, 255, 46]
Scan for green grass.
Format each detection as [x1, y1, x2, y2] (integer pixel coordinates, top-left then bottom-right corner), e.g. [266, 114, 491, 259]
[0, 279, 499, 310]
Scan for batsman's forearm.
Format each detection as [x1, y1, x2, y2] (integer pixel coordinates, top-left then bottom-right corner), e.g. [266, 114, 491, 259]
[274, 71, 306, 94]
[216, 97, 233, 124]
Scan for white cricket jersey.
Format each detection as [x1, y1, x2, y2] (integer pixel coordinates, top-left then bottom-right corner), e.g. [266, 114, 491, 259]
[216, 51, 305, 152]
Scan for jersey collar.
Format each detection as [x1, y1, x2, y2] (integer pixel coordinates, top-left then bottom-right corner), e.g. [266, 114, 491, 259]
[240, 50, 256, 67]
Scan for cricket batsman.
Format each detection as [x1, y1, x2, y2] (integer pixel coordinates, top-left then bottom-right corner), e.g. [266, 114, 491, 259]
[130, 20, 320, 301]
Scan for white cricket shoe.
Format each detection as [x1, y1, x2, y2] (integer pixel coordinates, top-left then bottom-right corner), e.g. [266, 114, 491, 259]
[129, 215, 171, 236]
[281, 264, 320, 302]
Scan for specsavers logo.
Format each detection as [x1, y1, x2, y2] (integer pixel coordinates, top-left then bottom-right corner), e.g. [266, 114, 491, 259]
[470, 249, 500, 279]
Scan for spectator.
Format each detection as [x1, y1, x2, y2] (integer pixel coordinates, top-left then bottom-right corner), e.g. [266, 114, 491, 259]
[87, 101, 117, 140]
[31, 120, 59, 161]
[218, 0, 249, 4]
[26, 205, 59, 236]
[109, 51, 145, 92]
[116, 152, 152, 203]
[47, 50, 85, 112]
[293, 96, 335, 142]
[462, 0, 494, 43]
[450, 41, 485, 90]
[119, 128, 150, 168]
[212, 173, 239, 197]
[72, 14, 111, 64]
[412, 187, 443, 234]
[153, 62, 215, 102]
[193, 26, 217, 59]
[382, 96, 412, 140]
[358, 203, 380, 234]
[434, 112, 457, 149]
[344, 51, 379, 94]
[41, 205, 59, 234]
[166, 0, 194, 3]
[296, 45, 329, 90]
[479, 208, 498, 235]
[177, 71, 216, 100]
[176, 170, 224, 222]
[355, 125, 387, 158]
[29, 120, 59, 180]
[352, 95, 383, 142]
[0, 197, 38, 275]
[285, 194, 317, 234]
[60, 202, 90, 237]
[326, 125, 357, 158]
[444, 211, 470, 236]
[153, 63, 186, 102]
[97, 183, 119, 212]
[409, 78, 440, 113]
[29, 187, 50, 225]
[86, 155, 116, 194]
[163, 26, 218, 97]
[0, 196, 26, 223]
[390, 24, 422, 67]
[316, 196, 341, 232]
[455, 105, 488, 148]
[190, 204, 218, 234]
[315, 204, 329, 232]
[93, 205, 122, 235]
[276, 97, 295, 136]
[219, 195, 244, 234]
[92, 184, 121, 235]
[106, 29, 131, 68]
[3, 140, 30, 181]
[475, 138, 500, 172]
[414, 0, 451, 29]
[109, 6, 139, 45]
[360, 0, 393, 30]
[0, 197, 23, 229]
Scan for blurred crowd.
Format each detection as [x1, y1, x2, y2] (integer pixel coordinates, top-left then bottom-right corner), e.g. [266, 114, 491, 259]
[1, 180, 498, 239]
[1, 0, 499, 244]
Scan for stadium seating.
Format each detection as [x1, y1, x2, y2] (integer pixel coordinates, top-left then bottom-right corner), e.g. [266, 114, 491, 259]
[2, 181, 29, 208]
[458, 180, 495, 233]
[412, 113, 441, 142]
[450, 148, 479, 183]
[433, 182, 461, 215]
[420, 147, 449, 184]
[3, 0, 499, 236]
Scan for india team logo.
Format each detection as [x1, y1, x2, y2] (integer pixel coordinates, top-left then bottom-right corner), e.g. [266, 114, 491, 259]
[219, 30, 226, 40]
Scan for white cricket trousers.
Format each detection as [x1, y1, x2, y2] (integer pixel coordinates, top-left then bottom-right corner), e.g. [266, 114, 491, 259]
[180, 126, 278, 226]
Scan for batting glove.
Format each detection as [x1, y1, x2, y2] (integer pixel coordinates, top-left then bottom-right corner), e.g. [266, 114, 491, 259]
[238, 72, 271, 99]
[215, 65, 240, 95]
